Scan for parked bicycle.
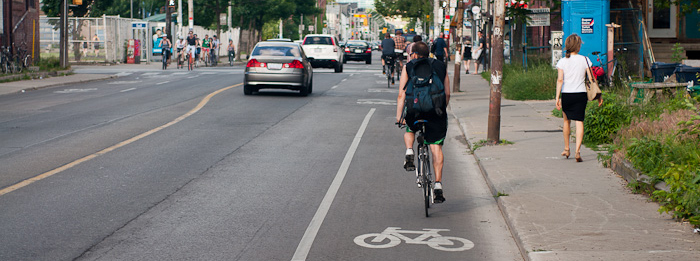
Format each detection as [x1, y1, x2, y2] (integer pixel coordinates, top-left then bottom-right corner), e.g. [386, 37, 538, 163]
[591, 48, 630, 88]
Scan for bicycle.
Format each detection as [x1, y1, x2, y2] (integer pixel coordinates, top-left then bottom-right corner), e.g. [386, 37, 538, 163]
[176, 49, 184, 69]
[162, 49, 169, 70]
[591, 48, 630, 88]
[187, 52, 194, 71]
[228, 50, 235, 66]
[203, 48, 210, 67]
[385, 55, 396, 88]
[210, 51, 218, 67]
[397, 119, 434, 217]
[395, 50, 406, 80]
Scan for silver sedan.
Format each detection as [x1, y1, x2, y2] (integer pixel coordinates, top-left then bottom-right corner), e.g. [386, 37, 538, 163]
[244, 42, 314, 96]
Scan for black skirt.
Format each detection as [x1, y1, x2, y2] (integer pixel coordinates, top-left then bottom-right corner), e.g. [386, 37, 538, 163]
[561, 92, 587, 121]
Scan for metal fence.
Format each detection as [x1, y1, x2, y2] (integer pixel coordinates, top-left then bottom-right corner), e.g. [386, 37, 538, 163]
[40, 15, 241, 64]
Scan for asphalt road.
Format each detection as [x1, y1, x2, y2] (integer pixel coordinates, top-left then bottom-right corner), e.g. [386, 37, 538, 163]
[0, 53, 522, 261]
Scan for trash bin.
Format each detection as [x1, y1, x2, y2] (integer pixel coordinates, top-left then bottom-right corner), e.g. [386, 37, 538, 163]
[674, 64, 700, 85]
[651, 62, 679, 82]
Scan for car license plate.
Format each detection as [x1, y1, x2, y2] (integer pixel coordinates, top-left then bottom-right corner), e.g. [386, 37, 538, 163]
[267, 63, 282, 70]
[315, 48, 322, 53]
[354, 49, 362, 53]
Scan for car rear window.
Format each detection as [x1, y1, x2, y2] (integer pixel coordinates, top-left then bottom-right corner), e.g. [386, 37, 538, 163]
[304, 37, 333, 45]
[347, 42, 368, 47]
[252, 46, 300, 57]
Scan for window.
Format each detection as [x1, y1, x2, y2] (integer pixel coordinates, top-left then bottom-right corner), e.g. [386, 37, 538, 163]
[304, 37, 332, 45]
[252, 46, 300, 57]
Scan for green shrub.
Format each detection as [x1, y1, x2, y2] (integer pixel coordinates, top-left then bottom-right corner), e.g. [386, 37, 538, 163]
[652, 162, 700, 226]
[583, 93, 632, 145]
[38, 57, 62, 71]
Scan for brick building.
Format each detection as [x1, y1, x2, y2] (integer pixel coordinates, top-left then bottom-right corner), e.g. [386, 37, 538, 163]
[2, 0, 40, 62]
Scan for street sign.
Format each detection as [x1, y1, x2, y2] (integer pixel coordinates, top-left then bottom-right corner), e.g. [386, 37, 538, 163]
[527, 8, 550, 27]
[131, 22, 147, 29]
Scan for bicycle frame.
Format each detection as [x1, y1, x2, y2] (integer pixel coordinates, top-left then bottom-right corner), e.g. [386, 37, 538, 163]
[372, 227, 450, 243]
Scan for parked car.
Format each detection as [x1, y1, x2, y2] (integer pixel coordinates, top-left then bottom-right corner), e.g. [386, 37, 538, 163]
[343, 40, 372, 64]
[244, 42, 314, 96]
[301, 34, 343, 73]
[371, 41, 380, 50]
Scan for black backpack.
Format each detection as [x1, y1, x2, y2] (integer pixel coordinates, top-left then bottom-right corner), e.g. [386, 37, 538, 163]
[404, 58, 446, 118]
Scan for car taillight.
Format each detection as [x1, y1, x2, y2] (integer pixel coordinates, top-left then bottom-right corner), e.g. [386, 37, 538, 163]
[246, 59, 266, 68]
[366, 48, 371, 53]
[345, 48, 350, 53]
[284, 60, 304, 69]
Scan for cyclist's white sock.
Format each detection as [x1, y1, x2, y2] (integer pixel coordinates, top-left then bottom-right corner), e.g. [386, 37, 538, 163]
[434, 182, 443, 190]
[405, 148, 414, 155]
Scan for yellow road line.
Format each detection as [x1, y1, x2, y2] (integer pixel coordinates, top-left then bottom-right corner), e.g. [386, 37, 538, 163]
[0, 83, 242, 197]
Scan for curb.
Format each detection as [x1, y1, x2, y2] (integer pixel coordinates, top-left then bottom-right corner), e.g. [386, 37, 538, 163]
[447, 103, 531, 261]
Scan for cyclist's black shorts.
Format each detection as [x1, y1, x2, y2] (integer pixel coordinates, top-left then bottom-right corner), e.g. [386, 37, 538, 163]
[405, 113, 448, 145]
[382, 53, 396, 61]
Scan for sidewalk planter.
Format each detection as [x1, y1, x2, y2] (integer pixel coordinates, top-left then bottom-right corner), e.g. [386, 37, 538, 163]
[674, 64, 700, 85]
[651, 62, 679, 82]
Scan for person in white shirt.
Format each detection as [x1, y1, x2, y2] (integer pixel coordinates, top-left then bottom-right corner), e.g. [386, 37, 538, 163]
[555, 34, 603, 162]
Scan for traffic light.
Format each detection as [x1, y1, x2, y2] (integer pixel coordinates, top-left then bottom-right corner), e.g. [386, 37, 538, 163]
[72, 0, 83, 5]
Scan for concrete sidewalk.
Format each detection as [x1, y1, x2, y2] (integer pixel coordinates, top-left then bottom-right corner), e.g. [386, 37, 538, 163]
[447, 67, 700, 260]
[0, 73, 114, 96]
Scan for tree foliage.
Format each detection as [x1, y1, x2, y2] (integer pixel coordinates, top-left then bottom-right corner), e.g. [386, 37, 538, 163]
[374, 0, 432, 19]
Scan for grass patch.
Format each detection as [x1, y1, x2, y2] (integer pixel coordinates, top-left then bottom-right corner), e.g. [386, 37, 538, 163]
[494, 191, 509, 198]
[481, 62, 557, 100]
[471, 139, 515, 151]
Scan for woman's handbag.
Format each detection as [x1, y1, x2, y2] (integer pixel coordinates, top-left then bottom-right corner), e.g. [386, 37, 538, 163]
[585, 59, 602, 101]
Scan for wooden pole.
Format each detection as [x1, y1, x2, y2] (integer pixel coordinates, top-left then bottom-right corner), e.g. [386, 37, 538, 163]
[487, 0, 506, 144]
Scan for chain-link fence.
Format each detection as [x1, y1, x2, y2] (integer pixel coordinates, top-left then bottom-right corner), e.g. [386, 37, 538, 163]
[40, 15, 240, 64]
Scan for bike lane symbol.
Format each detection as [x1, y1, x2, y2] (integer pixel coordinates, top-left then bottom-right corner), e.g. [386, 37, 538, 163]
[354, 227, 475, 252]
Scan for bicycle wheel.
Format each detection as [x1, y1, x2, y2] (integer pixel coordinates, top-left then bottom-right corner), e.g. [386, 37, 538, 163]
[386, 64, 391, 88]
[422, 150, 431, 217]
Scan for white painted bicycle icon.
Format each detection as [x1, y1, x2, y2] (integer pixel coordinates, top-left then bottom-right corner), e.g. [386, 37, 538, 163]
[354, 227, 475, 252]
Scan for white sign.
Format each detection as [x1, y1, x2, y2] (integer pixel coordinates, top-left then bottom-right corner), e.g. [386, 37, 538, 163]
[527, 8, 550, 27]
[551, 31, 563, 67]
[131, 22, 147, 29]
[354, 227, 475, 252]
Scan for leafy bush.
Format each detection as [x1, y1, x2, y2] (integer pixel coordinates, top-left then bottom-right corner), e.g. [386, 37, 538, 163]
[583, 93, 632, 145]
[652, 162, 700, 226]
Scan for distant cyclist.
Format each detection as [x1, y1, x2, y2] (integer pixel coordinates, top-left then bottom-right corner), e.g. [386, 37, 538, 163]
[393, 30, 407, 69]
[396, 41, 451, 203]
[202, 34, 211, 64]
[160, 34, 172, 69]
[379, 33, 396, 83]
[175, 35, 186, 67]
[186, 31, 197, 65]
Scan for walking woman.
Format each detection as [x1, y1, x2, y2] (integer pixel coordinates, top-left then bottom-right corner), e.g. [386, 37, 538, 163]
[554, 34, 602, 162]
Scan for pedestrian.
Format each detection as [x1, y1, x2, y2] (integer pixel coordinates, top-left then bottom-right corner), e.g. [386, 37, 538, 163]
[463, 40, 472, 74]
[473, 31, 486, 74]
[431, 32, 448, 64]
[92, 34, 100, 57]
[554, 33, 603, 162]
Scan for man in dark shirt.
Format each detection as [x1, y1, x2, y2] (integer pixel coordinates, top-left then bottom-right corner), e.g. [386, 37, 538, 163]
[396, 41, 450, 203]
[432, 32, 448, 63]
[380, 33, 396, 83]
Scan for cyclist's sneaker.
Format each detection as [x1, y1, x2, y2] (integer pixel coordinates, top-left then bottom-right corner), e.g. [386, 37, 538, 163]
[434, 182, 446, 203]
[404, 149, 415, 171]
[383, 67, 386, 74]
[392, 78, 395, 85]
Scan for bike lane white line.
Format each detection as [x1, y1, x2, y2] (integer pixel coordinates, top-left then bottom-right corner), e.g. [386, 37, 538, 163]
[291, 108, 376, 261]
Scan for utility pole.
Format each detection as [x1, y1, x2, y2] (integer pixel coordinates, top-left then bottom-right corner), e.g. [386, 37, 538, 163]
[131, 0, 133, 18]
[60, 0, 68, 68]
[487, 0, 506, 144]
[453, 1, 464, 94]
[188, 0, 194, 31]
[178, 0, 183, 36]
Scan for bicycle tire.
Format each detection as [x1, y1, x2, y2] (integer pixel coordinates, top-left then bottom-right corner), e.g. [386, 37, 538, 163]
[423, 157, 431, 217]
[386, 64, 391, 88]
[427, 236, 475, 251]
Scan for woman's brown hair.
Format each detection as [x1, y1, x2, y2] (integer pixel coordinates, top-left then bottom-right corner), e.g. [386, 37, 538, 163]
[564, 34, 582, 58]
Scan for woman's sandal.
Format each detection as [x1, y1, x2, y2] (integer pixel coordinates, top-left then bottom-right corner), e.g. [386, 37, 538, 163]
[561, 149, 570, 159]
[575, 152, 582, 162]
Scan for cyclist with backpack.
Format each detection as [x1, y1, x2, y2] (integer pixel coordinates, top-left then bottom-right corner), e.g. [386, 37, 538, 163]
[396, 41, 450, 203]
